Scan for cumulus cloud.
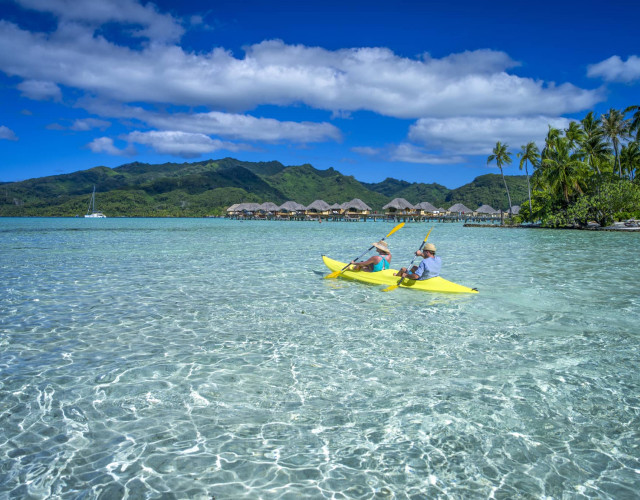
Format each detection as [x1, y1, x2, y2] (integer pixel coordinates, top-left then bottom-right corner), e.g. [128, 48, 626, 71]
[0, 21, 602, 118]
[78, 99, 341, 144]
[389, 144, 465, 165]
[353, 144, 464, 165]
[587, 55, 640, 83]
[87, 136, 130, 155]
[15, 0, 184, 42]
[17, 80, 62, 101]
[143, 111, 342, 143]
[0, 125, 18, 141]
[408, 116, 572, 155]
[70, 118, 111, 131]
[126, 130, 249, 157]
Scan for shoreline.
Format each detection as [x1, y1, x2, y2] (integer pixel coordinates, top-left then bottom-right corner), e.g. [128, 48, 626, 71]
[464, 223, 640, 232]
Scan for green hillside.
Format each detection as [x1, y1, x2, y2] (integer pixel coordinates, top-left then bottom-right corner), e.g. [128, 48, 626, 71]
[0, 158, 529, 216]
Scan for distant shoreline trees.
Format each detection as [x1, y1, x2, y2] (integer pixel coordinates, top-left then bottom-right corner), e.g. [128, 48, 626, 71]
[489, 105, 640, 227]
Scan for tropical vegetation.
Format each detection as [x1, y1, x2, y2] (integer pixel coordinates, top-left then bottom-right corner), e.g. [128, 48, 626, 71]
[489, 105, 640, 227]
[0, 158, 528, 217]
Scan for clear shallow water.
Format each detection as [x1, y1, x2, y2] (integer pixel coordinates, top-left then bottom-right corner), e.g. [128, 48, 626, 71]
[1, 217, 639, 499]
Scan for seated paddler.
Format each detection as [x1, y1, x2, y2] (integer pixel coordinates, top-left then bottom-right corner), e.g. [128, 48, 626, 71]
[395, 242, 441, 280]
[350, 240, 391, 272]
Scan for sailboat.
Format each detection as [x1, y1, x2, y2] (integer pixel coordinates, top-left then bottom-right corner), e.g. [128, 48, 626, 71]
[84, 185, 106, 218]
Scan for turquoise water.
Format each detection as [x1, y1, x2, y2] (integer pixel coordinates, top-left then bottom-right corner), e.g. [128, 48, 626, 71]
[1, 217, 639, 499]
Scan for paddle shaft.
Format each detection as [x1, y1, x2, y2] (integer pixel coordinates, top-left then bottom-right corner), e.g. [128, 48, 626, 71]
[334, 222, 405, 275]
[383, 226, 434, 291]
[393, 241, 427, 288]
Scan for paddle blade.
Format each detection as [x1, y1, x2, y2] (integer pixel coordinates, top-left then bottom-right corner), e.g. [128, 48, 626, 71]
[325, 270, 341, 279]
[382, 284, 399, 292]
[424, 226, 434, 242]
[385, 222, 405, 238]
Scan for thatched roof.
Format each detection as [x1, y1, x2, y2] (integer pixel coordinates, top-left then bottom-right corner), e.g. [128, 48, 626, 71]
[415, 201, 438, 212]
[227, 203, 240, 212]
[476, 204, 498, 214]
[342, 198, 372, 211]
[329, 203, 342, 209]
[235, 202, 261, 212]
[511, 205, 520, 215]
[279, 201, 306, 212]
[259, 202, 280, 212]
[306, 199, 330, 211]
[448, 203, 473, 213]
[383, 198, 414, 210]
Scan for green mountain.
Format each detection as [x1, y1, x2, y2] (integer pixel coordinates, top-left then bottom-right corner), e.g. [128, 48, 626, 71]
[0, 158, 529, 217]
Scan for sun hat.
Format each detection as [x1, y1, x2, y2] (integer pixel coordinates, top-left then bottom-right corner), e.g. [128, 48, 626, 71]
[372, 240, 390, 254]
[423, 243, 436, 252]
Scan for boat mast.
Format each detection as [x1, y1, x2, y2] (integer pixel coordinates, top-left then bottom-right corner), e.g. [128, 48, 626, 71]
[87, 185, 96, 214]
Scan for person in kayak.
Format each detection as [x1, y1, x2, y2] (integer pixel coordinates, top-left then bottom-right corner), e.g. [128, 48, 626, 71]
[395, 242, 441, 280]
[350, 240, 392, 272]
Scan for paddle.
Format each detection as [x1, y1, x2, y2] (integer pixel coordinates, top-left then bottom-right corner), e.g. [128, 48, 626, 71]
[382, 226, 434, 292]
[325, 222, 405, 279]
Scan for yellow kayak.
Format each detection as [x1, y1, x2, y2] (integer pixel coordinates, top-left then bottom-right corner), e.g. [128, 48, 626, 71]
[323, 255, 478, 294]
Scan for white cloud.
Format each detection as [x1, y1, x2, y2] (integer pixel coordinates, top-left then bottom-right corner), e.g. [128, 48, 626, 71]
[17, 80, 62, 101]
[15, 0, 184, 42]
[143, 111, 342, 143]
[126, 130, 249, 157]
[0, 21, 602, 118]
[389, 144, 465, 165]
[408, 116, 572, 155]
[352, 143, 464, 165]
[78, 99, 341, 144]
[0, 125, 18, 141]
[71, 118, 111, 131]
[587, 55, 640, 83]
[87, 136, 129, 155]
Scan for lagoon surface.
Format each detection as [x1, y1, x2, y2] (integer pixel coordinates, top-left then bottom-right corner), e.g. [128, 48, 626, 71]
[1, 217, 639, 499]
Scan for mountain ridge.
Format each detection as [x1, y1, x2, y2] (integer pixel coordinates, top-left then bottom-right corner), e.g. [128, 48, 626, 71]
[0, 157, 528, 217]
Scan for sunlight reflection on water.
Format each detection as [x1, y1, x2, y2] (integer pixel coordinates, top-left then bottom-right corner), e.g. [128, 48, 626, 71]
[1, 218, 639, 498]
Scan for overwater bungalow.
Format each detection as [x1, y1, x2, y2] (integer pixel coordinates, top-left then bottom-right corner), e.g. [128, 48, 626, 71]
[476, 204, 499, 218]
[259, 202, 280, 216]
[342, 199, 372, 220]
[278, 201, 306, 219]
[328, 203, 343, 216]
[305, 200, 331, 217]
[448, 203, 473, 215]
[414, 201, 439, 216]
[226, 203, 240, 216]
[383, 198, 415, 217]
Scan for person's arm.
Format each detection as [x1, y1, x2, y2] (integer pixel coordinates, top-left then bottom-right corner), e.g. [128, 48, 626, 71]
[401, 262, 423, 280]
[351, 255, 379, 269]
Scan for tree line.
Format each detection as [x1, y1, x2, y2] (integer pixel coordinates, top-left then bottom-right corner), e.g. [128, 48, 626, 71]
[487, 105, 640, 227]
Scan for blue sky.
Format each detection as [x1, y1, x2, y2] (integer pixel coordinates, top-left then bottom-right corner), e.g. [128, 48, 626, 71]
[1, 0, 639, 188]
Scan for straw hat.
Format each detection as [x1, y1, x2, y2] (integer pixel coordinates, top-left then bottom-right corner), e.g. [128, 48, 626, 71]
[372, 240, 390, 254]
[423, 243, 436, 252]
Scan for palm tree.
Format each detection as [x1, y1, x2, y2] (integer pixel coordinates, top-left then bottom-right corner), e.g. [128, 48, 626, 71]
[487, 141, 513, 216]
[579, 112, 610, 175]
[620, 141, 640, 180]
[542, 126, 562, 159]
[541, 136, 588, 204]
[601, 108, 631, 177]
[517, 142, 540, 215]
[565, 121, 585, 150]
[625, 105, 640, 140]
